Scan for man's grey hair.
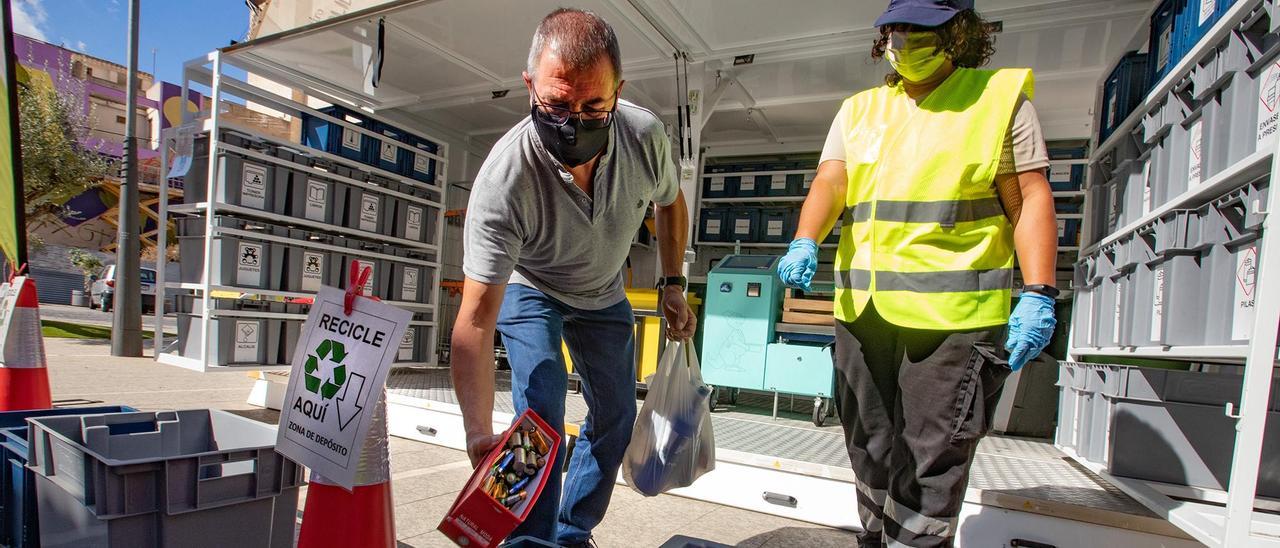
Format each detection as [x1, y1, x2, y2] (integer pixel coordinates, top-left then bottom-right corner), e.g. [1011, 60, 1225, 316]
[527, 8, 622, 83]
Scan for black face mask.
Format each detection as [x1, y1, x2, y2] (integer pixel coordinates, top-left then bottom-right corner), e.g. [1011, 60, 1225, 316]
[531, 104, 612, 168]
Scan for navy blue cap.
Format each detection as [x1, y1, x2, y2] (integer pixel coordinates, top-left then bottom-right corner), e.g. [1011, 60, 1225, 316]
[874, 0, 974, 28]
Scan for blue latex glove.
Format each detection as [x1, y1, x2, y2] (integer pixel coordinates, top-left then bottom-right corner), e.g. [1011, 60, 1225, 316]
[1005, 292, 1057, 371]
[777, 238, 818, 292]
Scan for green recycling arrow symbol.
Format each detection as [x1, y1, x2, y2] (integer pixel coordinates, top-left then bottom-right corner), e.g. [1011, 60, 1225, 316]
[304, 338, 347, 400]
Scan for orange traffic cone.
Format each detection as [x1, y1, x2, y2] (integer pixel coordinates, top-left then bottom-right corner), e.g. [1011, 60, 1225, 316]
[297, 390, 395, 547]
[0, 276, 52, 411]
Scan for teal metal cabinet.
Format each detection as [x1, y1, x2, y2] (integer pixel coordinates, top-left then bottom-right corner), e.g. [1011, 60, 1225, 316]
[764, 343, 835, 398]
[700, 255, 782, 396]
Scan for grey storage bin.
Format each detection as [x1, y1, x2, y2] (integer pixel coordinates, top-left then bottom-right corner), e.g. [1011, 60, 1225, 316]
[28, 409, 301, 548]
[1095, 241, 1134, 348]
[176, 217, 276, 290]
[1066, 363, 1126, 464]
[185, 149, 278, 213]
[277, 228, 328, 293]
[180, 315, 278, 367]
[392, 198, 439, 245]
[1055, 363, 1083, 451]
[387, 254, 435, 304]
[343, 184, 386, 235]
[1202, 187, 1264, 345]
[1092, 250, 1117, 347]
[1140, 95, 1171, 144]
[396, 325, 428, 363]
[284, 170, 340, 225]
[1148, 209, 1210, 346]
[1071, 256, 1101, 349]
[1086, 182, 1111, 247]
[344, 248, 388, 298]
[1108, 367, 1280, 497]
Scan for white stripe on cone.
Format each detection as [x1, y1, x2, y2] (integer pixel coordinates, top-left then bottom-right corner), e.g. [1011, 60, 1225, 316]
[0, 279, 46, 369]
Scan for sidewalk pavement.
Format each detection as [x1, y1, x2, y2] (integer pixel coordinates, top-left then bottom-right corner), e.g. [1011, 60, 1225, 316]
[41, 337, 858, 547]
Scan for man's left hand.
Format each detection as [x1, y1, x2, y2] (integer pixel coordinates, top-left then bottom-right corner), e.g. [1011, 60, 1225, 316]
[1005, 292, 1056, 371]
[661, 286, 697, 341]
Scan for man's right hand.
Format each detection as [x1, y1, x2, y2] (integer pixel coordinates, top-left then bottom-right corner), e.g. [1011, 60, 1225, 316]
[466, 432, 504, 467]
[777, 238, 818, 292]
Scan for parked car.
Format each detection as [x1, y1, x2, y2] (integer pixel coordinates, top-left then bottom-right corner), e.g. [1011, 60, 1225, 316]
[90, 265, 157, 313]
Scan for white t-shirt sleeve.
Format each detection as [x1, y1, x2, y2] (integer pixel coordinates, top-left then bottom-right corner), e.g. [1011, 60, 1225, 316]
[819, 103, 848, 165]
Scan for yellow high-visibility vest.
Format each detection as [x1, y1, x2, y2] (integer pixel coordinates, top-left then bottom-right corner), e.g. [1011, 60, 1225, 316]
[833, 68, 1033, 330]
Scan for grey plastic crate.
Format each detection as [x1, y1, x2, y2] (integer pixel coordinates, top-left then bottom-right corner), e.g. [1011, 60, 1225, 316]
[279, 228, 330, 293]
[1095, 240, 1134, 348]
[178, 314, 279, 367]
[27, 409, 301, 548]
[1092, 250, 1117, 347]
[343, 184, 386, 235]
[1147, 210, 1211, 346]
[175, 217, 276, 290]
[387, 255, 435, 304]
[1140, 95, 1171, 144]
[1071, 256, 1100, 349]
[396, 325, 428, 363]
[391, 197, 439, 245]
[1055, 363, 1083, 451]
[1203, 188, 1264, 345]
[1067, 363, 1127, 464]
[284, 169, 340, 225]
[186, 151, 278, 213]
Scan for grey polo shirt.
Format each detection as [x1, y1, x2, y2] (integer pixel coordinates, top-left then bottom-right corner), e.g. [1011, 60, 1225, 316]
[463, 100, 679, 310]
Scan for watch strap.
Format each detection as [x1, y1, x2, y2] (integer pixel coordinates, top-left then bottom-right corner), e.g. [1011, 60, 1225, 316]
[1022, 284, 1060, 298]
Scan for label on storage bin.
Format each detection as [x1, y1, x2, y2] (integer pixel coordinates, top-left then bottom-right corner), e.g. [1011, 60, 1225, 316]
[1113, 283, 1123, 346]
[380, 135, 397, 164]
[237, 241, 263, 287]
[398, 328, 415, 361]
[740, 177, 756, 192]
[1142, 161, 1153, 216]
[359, 194, 380, 232]
[767, 219, 783, 237]
[1151, 267, 1166, 340]
[302, 251, 325, 292]
[1258, 62, 1280, 150]
[1057, 220, 1067, 238]
[355, 260, 376, 295]
[1107, 95, 1118, 132]
[276, 285, 411, 490]
[706, 219, 721, 233]
[735, 219, 751, 235]
[233, 320, 260, 363]
[414, 152, 430, 175]
[342, 126, 361, 151]
[1187, 119, 1203, 187]
[404, 205, 423, 242]
[241, 163, 267, 210]
[771, 174, 787, 191]
[709, 177, 725, 192]
[1157, 26, 1172, 71]
[305, 179, 328, 222]
[1199, 0, 1216, 25]
[1048, 163, 1072, 183]
[1233, 245, 1258, 340]
[401, 268, 419, 301]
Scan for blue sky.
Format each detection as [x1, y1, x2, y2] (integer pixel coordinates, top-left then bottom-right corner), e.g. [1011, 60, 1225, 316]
[11, 0, 249, 85]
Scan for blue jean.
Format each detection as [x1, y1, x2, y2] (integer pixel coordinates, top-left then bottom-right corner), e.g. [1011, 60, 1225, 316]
[498, 284, 637, 545]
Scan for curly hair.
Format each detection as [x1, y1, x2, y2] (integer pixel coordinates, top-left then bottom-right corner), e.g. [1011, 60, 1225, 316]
[870, 9, 997, 86]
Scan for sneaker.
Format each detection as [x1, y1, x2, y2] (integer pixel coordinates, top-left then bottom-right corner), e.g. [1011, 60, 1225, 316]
[561, 538, 598, 548]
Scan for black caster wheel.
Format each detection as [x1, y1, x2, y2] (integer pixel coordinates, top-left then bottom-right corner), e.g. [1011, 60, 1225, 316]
[812, 397, 830, 427]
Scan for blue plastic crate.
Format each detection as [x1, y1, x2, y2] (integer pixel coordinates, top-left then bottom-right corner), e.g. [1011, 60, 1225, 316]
[735, 174, 770, 198]
[701, 175, 736, 199]
[727, 208, 762, 243]
[698, 209, 730, 242]
[0, 406, 136, 548]
[1056, 201, 1084, 214]
[1060, 218, 1083, 246]
[1100, 52, 1151, 142]
[1150, 0, 1180, 85]
[372, 122, 410, 176]
[1048, 162, 1086, 192]
[759, 208, 797, 243]
[1175, 0, 1223, 65]
[402, 134, 440, 185]
[301, 105, 376, 164]
[1047, 145, 1089, 161]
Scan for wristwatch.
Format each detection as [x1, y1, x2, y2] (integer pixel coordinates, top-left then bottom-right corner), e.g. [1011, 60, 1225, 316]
[658, 276, 688, 290]
[1022, 284, 1060, 298]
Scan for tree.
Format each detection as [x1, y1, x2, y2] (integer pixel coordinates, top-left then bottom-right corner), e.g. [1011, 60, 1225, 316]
[17, 69, 110, 225]
[67, 248, 103, 291]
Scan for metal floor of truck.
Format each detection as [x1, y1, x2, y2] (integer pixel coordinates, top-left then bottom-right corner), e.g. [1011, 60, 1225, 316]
[385, 367, 1193, 542]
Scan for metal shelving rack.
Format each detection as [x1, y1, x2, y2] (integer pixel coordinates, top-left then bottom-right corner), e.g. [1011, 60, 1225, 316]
[1066, 1, 1280, 545]
[153, 49, 447, 373]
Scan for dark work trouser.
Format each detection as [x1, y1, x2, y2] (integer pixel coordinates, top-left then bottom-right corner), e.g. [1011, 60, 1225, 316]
[834, 302, 1010, 548]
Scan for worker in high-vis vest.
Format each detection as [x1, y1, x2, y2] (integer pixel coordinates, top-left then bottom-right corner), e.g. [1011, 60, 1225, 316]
[778, 1, 1058, 547]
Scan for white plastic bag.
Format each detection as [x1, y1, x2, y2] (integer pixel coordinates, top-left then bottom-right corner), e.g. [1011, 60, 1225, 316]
[622, 341, 715, 496]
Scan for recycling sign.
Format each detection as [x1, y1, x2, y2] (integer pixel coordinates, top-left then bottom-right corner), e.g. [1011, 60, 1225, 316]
[276, 285, 411, 489]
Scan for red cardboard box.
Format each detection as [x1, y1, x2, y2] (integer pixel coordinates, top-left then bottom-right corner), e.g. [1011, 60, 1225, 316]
[438, 410, 561, 547]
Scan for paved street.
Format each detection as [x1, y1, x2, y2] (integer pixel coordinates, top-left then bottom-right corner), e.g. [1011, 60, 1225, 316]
[41, 337, 858, 547]
[40, 303, 177, 333]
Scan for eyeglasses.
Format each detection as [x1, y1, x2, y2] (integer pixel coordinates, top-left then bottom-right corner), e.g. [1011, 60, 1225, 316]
[532, 88, 619, 130]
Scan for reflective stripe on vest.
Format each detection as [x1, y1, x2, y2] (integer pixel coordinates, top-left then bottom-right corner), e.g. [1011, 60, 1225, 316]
[833, 68, 1033, 330]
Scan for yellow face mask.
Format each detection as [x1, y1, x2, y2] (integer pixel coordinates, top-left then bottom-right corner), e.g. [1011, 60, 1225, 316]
[886, 31, 946, 82]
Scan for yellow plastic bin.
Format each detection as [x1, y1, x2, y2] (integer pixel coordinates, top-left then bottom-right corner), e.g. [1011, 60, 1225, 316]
[562, 289, 700, 386]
